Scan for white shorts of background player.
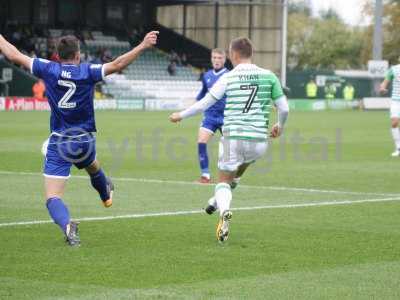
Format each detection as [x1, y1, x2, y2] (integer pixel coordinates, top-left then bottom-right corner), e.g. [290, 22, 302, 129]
[390, 100, 400, 118]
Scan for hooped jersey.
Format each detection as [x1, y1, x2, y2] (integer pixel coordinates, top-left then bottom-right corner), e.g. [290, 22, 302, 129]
[386, 64, 400, 101]
[208, 63, 283, 141]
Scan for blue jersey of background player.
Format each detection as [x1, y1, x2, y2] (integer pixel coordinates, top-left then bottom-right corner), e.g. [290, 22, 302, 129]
[196, 48, 228, 183]
[0, 31, 158, 246]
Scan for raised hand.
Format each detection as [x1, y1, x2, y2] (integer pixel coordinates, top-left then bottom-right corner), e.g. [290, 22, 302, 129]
[141, 31, 159, 49]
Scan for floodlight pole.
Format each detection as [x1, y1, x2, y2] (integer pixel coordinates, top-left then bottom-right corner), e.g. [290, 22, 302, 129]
[373, 0, 383, 60]
[372, 0, 383, 96]
[280, 0, 288, 86]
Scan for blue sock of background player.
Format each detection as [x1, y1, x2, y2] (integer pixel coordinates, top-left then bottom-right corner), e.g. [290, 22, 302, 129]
[198, 142, 210, 177]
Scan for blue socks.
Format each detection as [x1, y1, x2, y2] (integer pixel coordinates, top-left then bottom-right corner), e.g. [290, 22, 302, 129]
[198, 142, 209, 176]
[46, 197, 70, 233]
[46, 169, 108, 234]
[90, 169, 109, 201]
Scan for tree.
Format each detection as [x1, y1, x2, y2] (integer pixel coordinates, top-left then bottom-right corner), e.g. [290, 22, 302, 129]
[288, 6, 366, 69]
[361, 0, 400, 64]
[319, 8, 341, 21]
[383, 1, 400, 63]
[287, 12, 312, 69]
[302, 19, 364, 69]
[288, 1, 312, 16]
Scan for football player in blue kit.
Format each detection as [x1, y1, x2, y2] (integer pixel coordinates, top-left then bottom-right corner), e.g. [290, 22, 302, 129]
[0, 31, 158, 246]
[196, 48, 228, 183]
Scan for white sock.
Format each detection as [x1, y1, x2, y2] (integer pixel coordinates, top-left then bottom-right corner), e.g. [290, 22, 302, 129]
[215, 183, 232, 216]
[233, 177, 241, 184]
[391, 128, 400, 149]
[208, 196, 217, 208]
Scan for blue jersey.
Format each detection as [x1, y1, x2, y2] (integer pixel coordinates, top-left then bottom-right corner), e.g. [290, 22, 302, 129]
[31, 58, 104, 135]
[196, 68, 228, 119]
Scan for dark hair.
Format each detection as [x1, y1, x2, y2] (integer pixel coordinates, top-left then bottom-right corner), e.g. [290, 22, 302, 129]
[229, 37, 253, 58]
[57, 35, 80, 60]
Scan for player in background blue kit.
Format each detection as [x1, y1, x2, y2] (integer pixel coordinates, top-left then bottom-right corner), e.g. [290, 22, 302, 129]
[196, 49, 228, 183]
[0, 31, 158, 246]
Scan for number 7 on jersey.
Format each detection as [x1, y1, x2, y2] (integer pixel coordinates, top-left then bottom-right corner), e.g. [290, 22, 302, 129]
[240, 84, 259, 113]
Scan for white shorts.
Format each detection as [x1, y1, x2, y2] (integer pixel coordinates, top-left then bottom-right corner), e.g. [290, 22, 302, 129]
[217, 137, 268, 172]
[390, 101, 400, 118]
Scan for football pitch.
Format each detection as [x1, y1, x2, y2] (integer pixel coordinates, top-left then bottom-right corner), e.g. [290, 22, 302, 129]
[1, 110, 400, 299]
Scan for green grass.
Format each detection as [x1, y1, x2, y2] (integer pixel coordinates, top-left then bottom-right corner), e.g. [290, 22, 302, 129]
[1, 110, 400, 299]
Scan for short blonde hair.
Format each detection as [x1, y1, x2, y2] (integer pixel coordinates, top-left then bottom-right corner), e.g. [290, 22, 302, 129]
[211, 48, 226, 56]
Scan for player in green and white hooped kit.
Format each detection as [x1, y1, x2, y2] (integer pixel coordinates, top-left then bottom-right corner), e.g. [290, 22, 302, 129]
[169, 37, 289, 242]
[380, 62, 400, 156]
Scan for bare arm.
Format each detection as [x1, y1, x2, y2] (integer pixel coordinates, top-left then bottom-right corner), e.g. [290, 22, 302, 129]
[169, 93, 218, 123]
[169, 73, 227, 123]
[379, 79, 390, 95]
[0, 34, 32, 70]
[103, 31, 158, 76]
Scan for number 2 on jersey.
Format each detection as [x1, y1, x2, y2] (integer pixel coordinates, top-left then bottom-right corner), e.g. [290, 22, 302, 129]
[57, 80, 77, 109]
[240, 84, 259, 113]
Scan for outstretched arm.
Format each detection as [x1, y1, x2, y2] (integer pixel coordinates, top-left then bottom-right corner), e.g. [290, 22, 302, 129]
[169, 93, 218, 123]
[103, 31, 158, 76]
[170, 73, 228, 123]
[0, 35, 32, 70]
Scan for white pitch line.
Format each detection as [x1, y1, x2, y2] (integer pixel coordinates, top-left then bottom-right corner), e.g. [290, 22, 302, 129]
[1, 196, 400, 228]
[0, 170, 397, 197]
